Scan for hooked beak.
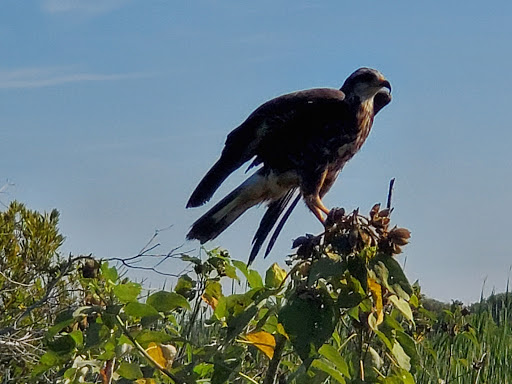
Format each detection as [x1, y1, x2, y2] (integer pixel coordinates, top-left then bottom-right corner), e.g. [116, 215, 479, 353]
[380, 79, 391, 93]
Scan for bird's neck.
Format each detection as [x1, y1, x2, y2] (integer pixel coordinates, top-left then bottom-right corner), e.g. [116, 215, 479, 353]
[354, 98, 375, 149]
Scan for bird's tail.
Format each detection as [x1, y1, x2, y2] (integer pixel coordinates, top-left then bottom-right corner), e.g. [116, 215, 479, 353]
[248, 189, 299, 264]
[187, 171, 271, 243]
[186, 157, 239, 208]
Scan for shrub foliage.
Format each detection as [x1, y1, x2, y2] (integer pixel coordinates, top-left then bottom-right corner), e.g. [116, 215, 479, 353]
[1, 200, 510, 383]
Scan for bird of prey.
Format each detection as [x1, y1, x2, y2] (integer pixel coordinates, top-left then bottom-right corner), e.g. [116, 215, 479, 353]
[186, 67, 391, 264]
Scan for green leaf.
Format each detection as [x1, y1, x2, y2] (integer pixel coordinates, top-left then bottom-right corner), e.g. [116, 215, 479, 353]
[371, 254, 412, 295]
[224, 263, 239, 280]
[204, 280, 223, 304]
[175, 274, 196, 298]
[392, 341, 411, 371]
[181, 254, 202, 265]
[233, 260, 263, 288]
[113, 282, 141, 303]
[265, 263, 287, 288]
[47, 316, 75, 339]
[124, 302, 159, 318]
[227, 305, 259, 340]
[39, 350, 60, 366]
[396, 330, 419, 365]
[147, 291, 190, 312]
[308, 257, 346, 286]
[135, 330, 173, 347]
[47, 335, 76, 355]
[318, 344, 350, 378]
[85, 322, 110, 348]
[374, 329, 393, 351]
[389, 295, 414, 324]
[69, 330, 83, 346]
[232, 260, 248, 276]
[248, 270, 264, 289]
[101, 261, 118, 282]
[279, 287, 339, 360]
[194, 362, 214, 377]
[117, 361, 143, 380]
[311, 359, 346, 383]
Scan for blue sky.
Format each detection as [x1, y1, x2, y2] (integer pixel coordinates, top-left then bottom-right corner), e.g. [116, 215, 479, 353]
[2, 1, 512, 303]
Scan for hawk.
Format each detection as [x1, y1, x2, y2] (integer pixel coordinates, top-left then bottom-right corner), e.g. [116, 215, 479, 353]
[186, 67, 391, 264]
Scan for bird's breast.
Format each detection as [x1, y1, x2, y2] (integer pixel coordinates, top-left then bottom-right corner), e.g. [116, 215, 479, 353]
[333, 99, 375, 168]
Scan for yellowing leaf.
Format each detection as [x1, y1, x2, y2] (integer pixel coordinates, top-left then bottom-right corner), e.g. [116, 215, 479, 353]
[202, 280, 222, 309]
[276, 323, 289, 340]
[265, 263, 287, 288]
[368, 278, 383, 326]
[145, 342, 176, 370]
[201, 294, 219, 309]
[245, 331, 276, 359]
[136, 379, 156, 384]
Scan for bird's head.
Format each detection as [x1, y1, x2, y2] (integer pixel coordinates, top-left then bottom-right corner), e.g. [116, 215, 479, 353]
[341, 67, 391, 102]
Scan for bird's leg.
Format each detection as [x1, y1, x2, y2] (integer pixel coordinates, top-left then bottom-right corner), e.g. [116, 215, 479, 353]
[304, 194, 331, 224]
[303, 169, 331, 224]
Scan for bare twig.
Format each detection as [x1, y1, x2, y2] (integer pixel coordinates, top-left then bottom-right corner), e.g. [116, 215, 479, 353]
[386, 178, 395, 210]
[13, 255, 91, 328]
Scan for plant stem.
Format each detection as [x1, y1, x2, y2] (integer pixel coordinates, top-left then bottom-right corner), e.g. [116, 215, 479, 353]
[263, 334, 286, 384]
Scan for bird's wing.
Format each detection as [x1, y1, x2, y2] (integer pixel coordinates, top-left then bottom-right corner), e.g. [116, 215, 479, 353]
[187, 88, 346, 208]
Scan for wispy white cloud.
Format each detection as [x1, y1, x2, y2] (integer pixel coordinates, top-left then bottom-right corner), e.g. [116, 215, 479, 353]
[41, 0, 129, 14]
[0, 67, 150, 89]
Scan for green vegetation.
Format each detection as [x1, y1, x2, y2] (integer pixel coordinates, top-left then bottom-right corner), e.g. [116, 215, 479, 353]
[1, 200, 512, 383]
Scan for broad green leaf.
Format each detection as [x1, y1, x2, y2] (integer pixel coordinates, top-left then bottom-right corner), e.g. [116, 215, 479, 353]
[100, 261, 118, 282]
[181, 254, 201, 265]
[307, 257, 345, 286]
[389, 295, 414, 324]
[147, 291, 190, 312]
[265, 263, 287, 288]
[368, 346, 384, 369]
[396, 330, 419, 365]
[69, 330, 83, 346]
[193, 362, 214, 377]
[233, 260, 263, 288]
[135, 330, 173, 347]
[347, 254, 368, 291]
[117, 361, 143, 380]
[85, 322, 110, 348]
[279, 287, 339, 360]
[124, 302, 159, 318]
[318, 344, 350, 378]
[113, 282, 141, 303]
[409, 294, 419, 308]
[374, 329, 393, 351]
[232, 260, 248, 277]
[371, 254, 412, 295]
[248, 270, 264, 289]
[227, 305, 259, 340]
[311, 359, 346, 383]
[392, 341, 411, 371]
[47, 335, 76, 355]
[175, 274, 196, 299]
[224, 263, 239, 280]
[47, 316, 75, 338]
